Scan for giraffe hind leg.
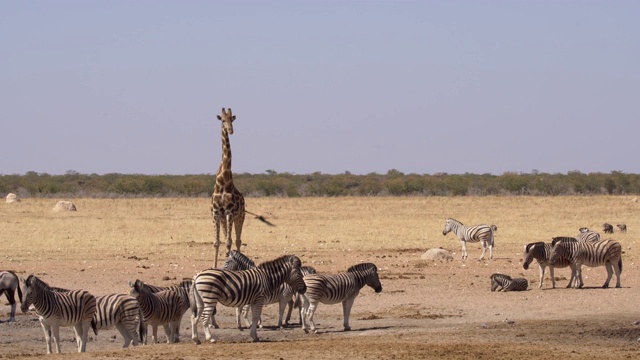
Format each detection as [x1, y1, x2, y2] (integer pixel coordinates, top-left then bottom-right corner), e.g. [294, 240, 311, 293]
[234, 212, 245, 252]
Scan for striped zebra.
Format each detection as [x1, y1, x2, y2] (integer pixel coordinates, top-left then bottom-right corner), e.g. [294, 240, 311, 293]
[300, 262, 382, 334]
[222, 250, 317, 328]
[93, 293, 145, 348]
[577, 228, 601, 242]
[549, 238, 622, 288]
[192, 254, 307, 343]
[0, 270, 22, 322]
[137, 279, 212, 342]
[19, 275, 96, 354]
[490, 273, 528, 292]
[442, 218, 496, 260]
[128, 279, 185, 344]
[523, 240, 580, 289]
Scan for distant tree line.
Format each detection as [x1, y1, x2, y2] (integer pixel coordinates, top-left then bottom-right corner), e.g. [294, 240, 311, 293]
[1, 170, 640, 198]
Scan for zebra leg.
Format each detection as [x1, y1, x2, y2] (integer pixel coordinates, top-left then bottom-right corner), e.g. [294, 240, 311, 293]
[51, 324, 61, 353]
[576, 265, 584, 289]
[249, 304, 263, 342]
[602, 261, 613, 288]
[116, 323, 133, 348]
[460, 241, 468, 260]
[306, 302, 319, 334]
[342, 297, 356, 331]
[549, 266, 556, 289]
[300, 294, 311, 333]
[277, 296, 288, 328]
[151, 324, 159, 344]
[80, 321, 90, 352]
[479, 241, 486, 260]
[615, 258, 622, 288]
[7, 290, 16, 322]
[41, 322, 53, 354]
[537, 264, 545, 289]
[162, 323, 172, 344]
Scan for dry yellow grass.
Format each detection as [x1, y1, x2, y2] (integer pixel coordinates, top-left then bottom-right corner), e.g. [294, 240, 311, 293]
[1, 196, 638, 359]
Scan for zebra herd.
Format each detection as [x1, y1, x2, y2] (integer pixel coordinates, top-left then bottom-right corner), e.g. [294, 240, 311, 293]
[1, 252, 382, 353]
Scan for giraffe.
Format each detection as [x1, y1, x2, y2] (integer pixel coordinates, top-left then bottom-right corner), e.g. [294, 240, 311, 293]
[211, 107, 246, 268]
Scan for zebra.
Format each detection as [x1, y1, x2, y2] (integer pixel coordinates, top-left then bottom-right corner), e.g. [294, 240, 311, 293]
[137, 279, 210, 342]
[0, 270, 22, 322]
[549, 238, 622, 288]
[300, 262, 382, 334]
[222, 250, 317, 328]
[576, 228, 601, 242]
[192, 254, 307, 343]
[93, 293, 145, 348]
[442, 218, 496, 260]
[617, 224, 627, 233]
[128, 279, 185, 344]
[490, 274, 528, 292]
[603, 223, 614, 234]
[19, 275, 96, 354]
[523, 242, 557, 289]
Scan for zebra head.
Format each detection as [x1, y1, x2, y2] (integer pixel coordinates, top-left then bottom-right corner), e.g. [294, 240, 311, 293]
[579, 227, 590, 233]
[523, 242, 542, 270]
[19, 274, 45, 313]
[348, 263, 382, 293]
[222, 250, 256, 271]
[548, 241, 572, 267]
[128, 279, 148, 298]
[442, 218, 456, 236]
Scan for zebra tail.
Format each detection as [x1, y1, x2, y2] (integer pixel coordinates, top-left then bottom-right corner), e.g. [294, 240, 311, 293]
[245, 210, 275, 227]
[138, 312, 146, 343]
[91, 318, 98, 336]
[16, 280, 23, 304]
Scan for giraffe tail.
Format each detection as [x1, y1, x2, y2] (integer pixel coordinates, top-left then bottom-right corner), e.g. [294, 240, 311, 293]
[245, 210, 275, 226]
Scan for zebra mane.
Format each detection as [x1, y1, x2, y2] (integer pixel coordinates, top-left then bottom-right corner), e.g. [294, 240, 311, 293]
[446, 218, 462, 225]
[258, 255, 301, 270]
[223, 250, 256, 270]
[347, 263, 377, 273]
[301, 266, 317, 275]
[24, 274, 51, 290]
[525, 241, 545, 253]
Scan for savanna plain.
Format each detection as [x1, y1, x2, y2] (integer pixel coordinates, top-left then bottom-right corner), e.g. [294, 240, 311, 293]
[1, 196, 640, 359]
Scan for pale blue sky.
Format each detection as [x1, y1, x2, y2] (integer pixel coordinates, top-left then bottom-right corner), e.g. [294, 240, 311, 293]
[1, 1, 638, 175]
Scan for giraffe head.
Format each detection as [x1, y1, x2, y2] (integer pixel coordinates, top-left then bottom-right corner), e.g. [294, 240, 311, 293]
[217, 107, 236, 135]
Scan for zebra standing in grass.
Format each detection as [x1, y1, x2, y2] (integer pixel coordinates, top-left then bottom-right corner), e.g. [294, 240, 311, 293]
[300, 263, 382, 334]
[138, 279, 209, 342]
[192, 254, 307, 343]
[128, 279, 184, 344]
[0, 270, 22, 322]
[93, 293, 145, 348]
[20, 275, 96, 354]
[577, 228, 601, 242]
[442, 218, 496, 260]
[549, 238, 622, 288]
[490, 274, 528, 292]
[222, 250, 317, 328]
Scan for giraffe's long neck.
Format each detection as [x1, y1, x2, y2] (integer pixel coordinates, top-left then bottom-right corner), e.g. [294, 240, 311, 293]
[218, 127, 232, 177]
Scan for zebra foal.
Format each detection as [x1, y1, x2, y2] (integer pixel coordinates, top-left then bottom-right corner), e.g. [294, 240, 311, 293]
[0, 270, 22, 322]
[549, 238, 622, 288]
[442, 218, 496, 260]
[490, 273, 528, 292]
[93, 293, 145, 348]
[128, 279, 185, 344]
[300, 263, 382, 334]
[192, 254, 307, 343]
[20, 275, 96, 354]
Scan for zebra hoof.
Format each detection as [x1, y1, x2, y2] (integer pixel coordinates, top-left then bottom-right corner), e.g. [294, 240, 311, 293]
[209, 338, 216, 343]
[303, 328, 309, 334]
[193, 338, 201, 345]
[344, 327, 351, 332]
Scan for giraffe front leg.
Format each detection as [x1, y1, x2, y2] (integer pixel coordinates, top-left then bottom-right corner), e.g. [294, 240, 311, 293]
[234, 211, 245, 252]
[213, 214, 222, 268]
[225, 213, 234, 254]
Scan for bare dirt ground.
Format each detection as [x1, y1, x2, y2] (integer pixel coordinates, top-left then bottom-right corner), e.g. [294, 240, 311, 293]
[1, 197, 639, 359]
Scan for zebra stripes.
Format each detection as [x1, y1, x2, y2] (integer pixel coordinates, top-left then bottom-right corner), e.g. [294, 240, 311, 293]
[223, 250, 317, 328]
[301, 263, 382, 334]
[93, 293, 145, 348]
[549, 238, 622, 288]
[128, 279, 185, 344]
[19, 275, 96, 354]
[192, 254, 307, 343]
[490, 273, 528, 292]
[523, 241, 579, 288]
[577, 228, 601, 242]
[442, 218, 496, 260]
[0, 270, 22, 322]
[138, 279, 207, 342]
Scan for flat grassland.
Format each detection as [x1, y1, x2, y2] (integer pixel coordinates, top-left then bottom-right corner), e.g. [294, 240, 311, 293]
[1, 196, 639, 359]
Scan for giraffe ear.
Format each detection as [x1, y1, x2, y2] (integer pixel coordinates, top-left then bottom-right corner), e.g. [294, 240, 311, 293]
[231, 115, 236, 121]
[217, 115, 223, 121]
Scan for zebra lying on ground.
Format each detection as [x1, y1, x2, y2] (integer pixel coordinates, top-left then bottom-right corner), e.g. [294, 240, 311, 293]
[137, 279, 207, 342]
[549, 238, 622, 288]
[0, 270, 22, 322]
[92, 293, 145, 348]
[442, 218, 496, 260]
[192, 254, 307, 343]
[128, 279, 184, 344]
[300, 262, 382, 334]
[490, 273, 528, 292]
[20, 275, 96, 354]
[222, 250, 317, 329]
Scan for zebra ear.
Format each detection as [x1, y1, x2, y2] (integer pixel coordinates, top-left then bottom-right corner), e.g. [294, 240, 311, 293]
[128, 280, 133, 287]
